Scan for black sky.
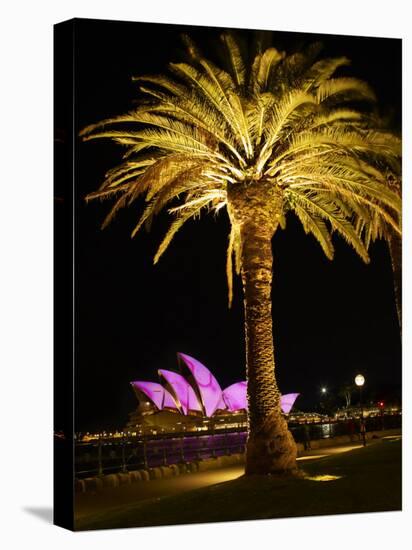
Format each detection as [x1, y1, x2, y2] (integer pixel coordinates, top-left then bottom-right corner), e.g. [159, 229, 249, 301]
[67, 18, 401, 432]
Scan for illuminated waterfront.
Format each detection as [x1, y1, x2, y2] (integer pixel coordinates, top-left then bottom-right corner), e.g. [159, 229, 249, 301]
[73, 412, 401, 478]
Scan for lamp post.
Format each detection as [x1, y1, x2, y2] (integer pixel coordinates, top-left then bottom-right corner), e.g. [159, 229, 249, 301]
[320, 387, 331, 435]
[319, 386, 327, 410]
[355, 374, 366, 446]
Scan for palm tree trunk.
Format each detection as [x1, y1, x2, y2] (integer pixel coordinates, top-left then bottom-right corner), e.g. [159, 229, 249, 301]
[240, 221, 297, 475]
[387, 233, 402, 334]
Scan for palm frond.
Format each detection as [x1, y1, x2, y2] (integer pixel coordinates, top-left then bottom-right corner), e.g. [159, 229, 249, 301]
[225, 222, 242, 307]
[289, 190, 370, 262]
[137, 86, 246, 167]
[153, 197, 211, 264]
[254, 48, 284, 93]
[291, 203, 335, 259]
[132, 74, 184, 96]
[304, 57, 350, 89]
[246, 93, 275, 146]
[317, 77, 376, 103]
[170, 62, 248, 152]
[257, 90, 317, 171]
[221, 33, 246, 87]
[197, 59, 253, 157]
[81, 34, 401, 306]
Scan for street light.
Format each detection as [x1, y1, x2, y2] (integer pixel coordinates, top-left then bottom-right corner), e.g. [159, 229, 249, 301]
[355, 374, 365, 387]
[321, 387, 327, 394]
[355, 374, 366, 446]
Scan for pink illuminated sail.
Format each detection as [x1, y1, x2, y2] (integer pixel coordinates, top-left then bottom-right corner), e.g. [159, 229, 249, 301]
[162, 388, 179, 410]
[159, 369, 202, 415]
[222, 381, 247, 411]
[223, 382, 299, 414]
[130, 355, 299, 417]
[215, 395, 227, 411]
[280, 393, 300, 414]
[130, 381, 166, 410]
[178, 352, 223, 417]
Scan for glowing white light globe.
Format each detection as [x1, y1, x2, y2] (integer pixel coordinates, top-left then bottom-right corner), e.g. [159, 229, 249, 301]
[355, 374, 365, 387]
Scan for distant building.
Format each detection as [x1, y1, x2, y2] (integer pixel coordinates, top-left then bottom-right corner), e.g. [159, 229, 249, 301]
[125, 352, 299, 432]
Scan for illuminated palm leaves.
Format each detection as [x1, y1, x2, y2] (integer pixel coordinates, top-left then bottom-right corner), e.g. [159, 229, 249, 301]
[81, 33, 401, 303]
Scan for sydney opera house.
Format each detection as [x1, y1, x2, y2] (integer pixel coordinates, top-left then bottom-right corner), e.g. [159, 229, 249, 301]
[126, 352, 299, 432]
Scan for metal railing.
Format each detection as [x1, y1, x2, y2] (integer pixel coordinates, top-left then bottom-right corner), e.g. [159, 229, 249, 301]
[74, 413, 401, 478]
[289, 413, 401, 443]
[75, 430, 247, 478]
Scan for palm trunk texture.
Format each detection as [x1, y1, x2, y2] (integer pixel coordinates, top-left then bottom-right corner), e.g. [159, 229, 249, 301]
[228, 182, 298, 475]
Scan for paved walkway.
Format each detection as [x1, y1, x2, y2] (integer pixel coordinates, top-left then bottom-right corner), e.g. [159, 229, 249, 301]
[75, 438, 382, 524]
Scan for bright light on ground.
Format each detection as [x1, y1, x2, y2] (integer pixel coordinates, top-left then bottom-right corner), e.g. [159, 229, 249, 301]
[321, 445, 360, 454]
[305, 475, 343, 482]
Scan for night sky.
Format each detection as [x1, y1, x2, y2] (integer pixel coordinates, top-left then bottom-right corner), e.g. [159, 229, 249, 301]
[69, 18, 401, 432]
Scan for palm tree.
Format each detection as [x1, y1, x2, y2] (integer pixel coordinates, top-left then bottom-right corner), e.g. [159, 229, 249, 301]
[80, 33, 401, 475]
[338, 382, 354, 408]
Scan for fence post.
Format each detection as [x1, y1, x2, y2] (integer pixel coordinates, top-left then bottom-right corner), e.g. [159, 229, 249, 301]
[180, 432, 185, 462]
[211, 422, 216, 458]
[97, 434, 103, 476]
[121, 435, 127, 473]
[142, 436, 148, 469]
[162, 436, 168, 466]
[195, 435, 201, 460]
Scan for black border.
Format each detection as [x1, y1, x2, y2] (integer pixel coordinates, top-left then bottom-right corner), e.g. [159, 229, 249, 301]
[54, 18, 75, 531]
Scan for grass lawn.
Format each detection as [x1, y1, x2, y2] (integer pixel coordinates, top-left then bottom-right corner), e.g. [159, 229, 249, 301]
[76, 437, 401, 531]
